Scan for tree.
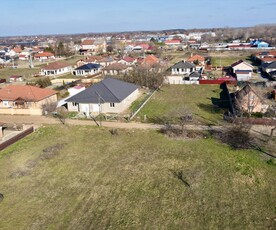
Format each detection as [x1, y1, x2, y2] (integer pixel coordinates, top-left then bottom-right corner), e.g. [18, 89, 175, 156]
[53, 107, 68, 125]
[45, 46, 54, 53]
[106, 45, 113, 53]
[56, 41, 65, 57]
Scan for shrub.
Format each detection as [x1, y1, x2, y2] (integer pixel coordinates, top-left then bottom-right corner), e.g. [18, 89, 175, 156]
[216, 124, 255, 149]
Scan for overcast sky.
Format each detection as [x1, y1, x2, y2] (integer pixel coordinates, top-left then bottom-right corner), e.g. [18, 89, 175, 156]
[1, 0, 276, 36]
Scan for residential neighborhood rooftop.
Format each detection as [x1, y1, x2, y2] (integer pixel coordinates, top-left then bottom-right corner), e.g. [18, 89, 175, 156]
[0, 85, 56, 102]
[66, 77, 138, 104]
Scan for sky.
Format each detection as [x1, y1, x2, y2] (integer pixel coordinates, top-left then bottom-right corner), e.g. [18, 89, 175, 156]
[1, 0, 276, 36]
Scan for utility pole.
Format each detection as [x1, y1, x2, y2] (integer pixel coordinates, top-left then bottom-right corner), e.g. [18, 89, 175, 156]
[29, 53, 34, 68]
[95, 91, 105, 127]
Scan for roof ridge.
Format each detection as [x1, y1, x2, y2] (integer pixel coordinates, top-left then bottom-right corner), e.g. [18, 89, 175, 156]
[101, 79, 121, 102]
[27, 85, 38, 101]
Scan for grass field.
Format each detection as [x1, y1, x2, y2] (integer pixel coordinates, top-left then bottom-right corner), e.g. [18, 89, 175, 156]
[137, 85, 226, 125]
[0, 67, 40, 79]
[0, 125, 275, 229]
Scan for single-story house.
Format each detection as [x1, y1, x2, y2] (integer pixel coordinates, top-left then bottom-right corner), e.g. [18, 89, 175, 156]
[230, 60, 254, 81]
[34, 52, 55, 61]
[40, 61, 72, 76]
[170, 61, 195, 75]
[118, 56, 136, 65]
[66, 78, 139, 115]
[188, 54, 205, 64]
[9, 75, 23, 82]
[73, 63, 102, 76]
[103, 63, 129, 75]
[0, 85, 57, 115]
[262, 61, 276, 73]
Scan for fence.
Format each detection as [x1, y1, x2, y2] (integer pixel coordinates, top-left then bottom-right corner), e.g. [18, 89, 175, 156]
[0, 127, 34, 151]
[199, 79, 237, 85]
[129, 90, 157, 120]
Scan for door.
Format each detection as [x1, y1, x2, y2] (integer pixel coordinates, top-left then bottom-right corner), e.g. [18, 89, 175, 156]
[80, 104, 90, 116]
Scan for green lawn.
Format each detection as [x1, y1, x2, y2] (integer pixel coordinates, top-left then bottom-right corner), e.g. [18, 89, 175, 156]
[211, 55, 256, 67]
[137, 85, 226, 125]
[0, 67, 40, 79]
[0, 125, 275, 229]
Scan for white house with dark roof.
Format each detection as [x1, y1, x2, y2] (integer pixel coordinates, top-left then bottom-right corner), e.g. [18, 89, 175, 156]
[73, 63, 102, 76]
[66, 78, 139, 115]
[170, 61, 195, 75]
[262, 61, 276, 73]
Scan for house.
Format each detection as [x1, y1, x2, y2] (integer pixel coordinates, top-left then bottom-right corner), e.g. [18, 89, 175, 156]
[230, 60, 254, 81]
[188, 54, 205, 64]
[103, 63, 129, 75]
[76, 56, 103, 67]
[40, 61, 72, 76]
[81, 39, 96, 51]
[73, 63, 102, 76]
[232, 84, 269, 114]
[164, 39, 181, 48]
[262, 61, 276, 73]
[118, 56, 136, 65]
[268, 70, 276, 80]
[165, 71, 200, 85]
[66, 78, 139, 115]
[141, 55, 159, 67]
[34, 52, 55, 61]
[0, 85, 57, 115]
[68, 85, 86, 96]
[170, 61, 195, 75]
[9, 75, 23, 82]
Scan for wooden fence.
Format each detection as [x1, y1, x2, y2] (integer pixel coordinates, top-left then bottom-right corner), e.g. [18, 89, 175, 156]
[0, 127, 34, 151]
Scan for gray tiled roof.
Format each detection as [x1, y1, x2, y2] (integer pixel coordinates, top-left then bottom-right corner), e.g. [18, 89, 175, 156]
[66, 78, 138, 103]
[75, 63, 101, 70]
[171, 61, 195, 69]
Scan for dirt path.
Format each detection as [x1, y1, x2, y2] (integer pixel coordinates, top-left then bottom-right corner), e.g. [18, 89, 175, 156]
[0, 115, 274, 137]
[0, 115, 161, 130]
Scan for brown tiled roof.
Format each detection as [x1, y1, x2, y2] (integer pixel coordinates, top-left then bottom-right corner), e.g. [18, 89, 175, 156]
[34, 52, 55, 58]
[188, 54, 205, 62]
[86, 56, 103, 62]
[142, 55, 159, 66]
[0, 85, 56, 102]
[81, 40, 95, 46]
[123, 56, 136, 63]
[104, 63, 128, 70]
[42, 61, 71, 70]
[12, 47, 22, 53]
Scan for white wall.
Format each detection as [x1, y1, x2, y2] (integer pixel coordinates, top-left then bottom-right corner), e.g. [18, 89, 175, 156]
[172, 67, 194, 75]
[67, 88, 139, 114]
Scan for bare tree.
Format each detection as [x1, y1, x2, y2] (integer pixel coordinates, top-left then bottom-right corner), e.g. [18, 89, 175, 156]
[53, 107, 68, 125]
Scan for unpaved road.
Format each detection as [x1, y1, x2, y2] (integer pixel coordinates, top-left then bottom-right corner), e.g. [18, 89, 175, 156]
[0, 115, 161, 130]
[0, 115, 222, 131]
[0, 115, 275, 137]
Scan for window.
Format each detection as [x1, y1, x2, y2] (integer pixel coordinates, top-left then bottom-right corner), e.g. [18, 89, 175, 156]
[3, 101, 9, 107]
[110, 103, 115, 107]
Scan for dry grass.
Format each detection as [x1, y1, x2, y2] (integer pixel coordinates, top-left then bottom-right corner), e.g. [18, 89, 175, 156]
[0, 125, 275, 229]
